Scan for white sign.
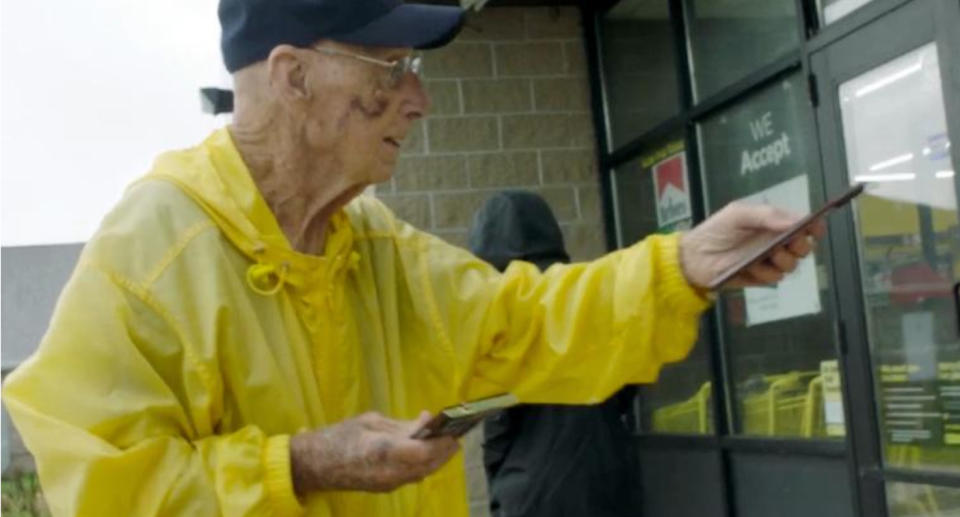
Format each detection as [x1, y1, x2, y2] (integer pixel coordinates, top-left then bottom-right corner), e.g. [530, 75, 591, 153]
[652, 152, 692, 228]
[902, 312, 937, 379]
[742, 175, 823, 326]
[839, 43, 955, 211]
[821, 360, 846, 437]
[823, 0, 875, 25]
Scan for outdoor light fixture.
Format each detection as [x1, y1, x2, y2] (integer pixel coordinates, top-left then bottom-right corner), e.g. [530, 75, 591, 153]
[200, 87, 234, 115]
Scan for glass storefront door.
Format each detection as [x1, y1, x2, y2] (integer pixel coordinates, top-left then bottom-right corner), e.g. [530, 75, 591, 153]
[813, 1, 960, 514]
[839, 41, 959, 473]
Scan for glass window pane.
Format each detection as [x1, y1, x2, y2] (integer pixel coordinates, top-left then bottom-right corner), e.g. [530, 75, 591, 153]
[600, 0, 680, 150]
[613, 137, 714, 434]
[838, 42, 960, 472]
[887, 482, 960, 516]
[686, 0, 800, 101]
[698, 74, 846, 439]
[819, 0, 877, 26]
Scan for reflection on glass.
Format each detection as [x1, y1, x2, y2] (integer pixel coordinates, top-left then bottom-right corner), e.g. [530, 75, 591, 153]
[887, 482, 960, 517]
[698, 74, 845, 439]
[613, 138, 713, 434]
[686, 0, 800, 101]
[839, 42, 960, 473]
[818, 0, 877, 26]
[600, 0, 680, 149]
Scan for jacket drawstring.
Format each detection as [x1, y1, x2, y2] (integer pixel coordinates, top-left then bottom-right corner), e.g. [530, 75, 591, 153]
[246, 244, 290, 296]
[245, 242, 360, 304]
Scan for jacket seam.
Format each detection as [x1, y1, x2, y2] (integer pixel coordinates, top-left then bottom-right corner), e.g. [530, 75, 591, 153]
[143, 220, 218, 287]
[369, 196, 463, 388]
[414, 236, 460, 386]
[90, 262, 223, 436]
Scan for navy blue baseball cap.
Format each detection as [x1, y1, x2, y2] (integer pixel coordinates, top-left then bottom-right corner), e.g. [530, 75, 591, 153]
[219, 0, 466, 73]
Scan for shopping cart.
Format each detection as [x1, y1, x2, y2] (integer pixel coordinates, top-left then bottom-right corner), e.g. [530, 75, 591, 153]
[802, 375, 825, 438]
[741, 371, 822, 437]
[652, 382, 712, 434]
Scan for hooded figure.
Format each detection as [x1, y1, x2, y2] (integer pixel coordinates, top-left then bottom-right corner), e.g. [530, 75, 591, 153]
[468, 190, 640, 517]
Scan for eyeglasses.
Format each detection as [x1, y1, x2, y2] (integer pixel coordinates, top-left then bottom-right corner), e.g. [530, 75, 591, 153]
[311, 46, 423, 88]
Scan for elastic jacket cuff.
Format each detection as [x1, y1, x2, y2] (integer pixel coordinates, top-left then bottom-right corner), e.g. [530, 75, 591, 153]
[264, 434, 306, 517]
[654, 233, 715, 315]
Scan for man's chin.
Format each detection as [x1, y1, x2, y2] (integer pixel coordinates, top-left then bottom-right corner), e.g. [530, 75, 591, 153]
[370, 161, 397, 184]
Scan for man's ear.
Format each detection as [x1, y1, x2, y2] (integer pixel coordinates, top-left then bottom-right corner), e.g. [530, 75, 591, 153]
[266, 45, 310, 104]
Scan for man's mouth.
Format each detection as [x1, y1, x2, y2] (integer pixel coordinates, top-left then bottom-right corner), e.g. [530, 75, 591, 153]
[383, 137, 401, 149]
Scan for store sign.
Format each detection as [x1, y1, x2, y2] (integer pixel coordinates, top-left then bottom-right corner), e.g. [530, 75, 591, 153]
[879, 363, 941, 446]
[879, 359, 960, 447]
[652, 152, 692, 229]
[741, 175, 823, 326]
[939, 361, 960, 445]
[821, 360, 846, 437]
[879, 313, 945, 446]
[878, 313, 960, 447]
[839, 43, 955, 211]
[740, 111, 792, 176]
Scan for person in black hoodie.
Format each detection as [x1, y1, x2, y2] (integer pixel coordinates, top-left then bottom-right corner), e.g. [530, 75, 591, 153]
[468, 190, 640, 517]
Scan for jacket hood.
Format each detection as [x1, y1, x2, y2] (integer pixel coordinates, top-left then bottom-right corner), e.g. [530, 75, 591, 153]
[142, 128, 358, 295]
[467, 190, 570, 272]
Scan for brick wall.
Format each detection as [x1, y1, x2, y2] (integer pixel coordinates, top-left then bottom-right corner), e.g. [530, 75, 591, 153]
[375, 6, 606, 263]
[374, 7, 605, 516]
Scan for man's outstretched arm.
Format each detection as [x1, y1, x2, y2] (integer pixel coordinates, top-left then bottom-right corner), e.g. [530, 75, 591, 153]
[402, 201, 822, 405]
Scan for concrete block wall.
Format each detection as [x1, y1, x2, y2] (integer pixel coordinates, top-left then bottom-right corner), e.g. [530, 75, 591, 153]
[375, 6, 606, 264]
[374, 7, 606, 516]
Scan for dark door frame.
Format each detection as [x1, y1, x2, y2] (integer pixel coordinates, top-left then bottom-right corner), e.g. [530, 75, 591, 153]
[812, 0, 960, 515]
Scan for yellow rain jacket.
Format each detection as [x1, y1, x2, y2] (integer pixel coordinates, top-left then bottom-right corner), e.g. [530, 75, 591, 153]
[3, 128, 711, 517]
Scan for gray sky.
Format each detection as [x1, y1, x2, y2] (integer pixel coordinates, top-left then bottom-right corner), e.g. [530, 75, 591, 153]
[1, 0, 230, 246]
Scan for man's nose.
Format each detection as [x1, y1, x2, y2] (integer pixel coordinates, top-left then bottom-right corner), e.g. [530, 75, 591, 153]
[399, 74, 431, 121]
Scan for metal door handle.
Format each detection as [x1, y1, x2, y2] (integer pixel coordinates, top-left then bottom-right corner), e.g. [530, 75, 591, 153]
[954, 282, 960, 337]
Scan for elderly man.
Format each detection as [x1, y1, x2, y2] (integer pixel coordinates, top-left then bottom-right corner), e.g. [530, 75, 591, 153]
[2, 1, 820, 516]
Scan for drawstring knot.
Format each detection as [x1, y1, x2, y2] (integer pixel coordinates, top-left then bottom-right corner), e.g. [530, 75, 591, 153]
[243, 236, 359, 302]
[246, 244, 290, 296]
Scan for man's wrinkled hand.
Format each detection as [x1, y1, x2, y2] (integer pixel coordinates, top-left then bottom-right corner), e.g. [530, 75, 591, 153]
[679, 201, 826, 290]
[290, 411, 459, 496]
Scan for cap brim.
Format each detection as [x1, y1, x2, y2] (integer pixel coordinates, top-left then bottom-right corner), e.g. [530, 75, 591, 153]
[331, 4, 466, 50]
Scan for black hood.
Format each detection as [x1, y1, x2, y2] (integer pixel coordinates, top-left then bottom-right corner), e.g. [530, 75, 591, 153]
[467, 190, 570, 272]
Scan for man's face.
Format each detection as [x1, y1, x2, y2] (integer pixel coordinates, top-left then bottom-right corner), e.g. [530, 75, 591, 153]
[301, 41, 430, 187]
